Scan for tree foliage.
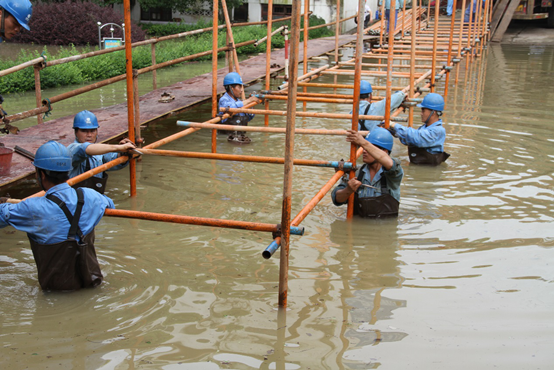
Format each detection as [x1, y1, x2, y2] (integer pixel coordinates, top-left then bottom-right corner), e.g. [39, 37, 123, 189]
[11, 1, 146, 45]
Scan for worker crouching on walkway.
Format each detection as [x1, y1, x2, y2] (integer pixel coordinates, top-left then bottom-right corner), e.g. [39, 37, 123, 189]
[332, 128, 403, 218]
[0, 0, 32, 43]
[219, 72, 255, 144]
[356, 81, 406, 132]
[387, 93, 450, 165]
[0, 141, 114, 291]
[68, 110, 137, 194]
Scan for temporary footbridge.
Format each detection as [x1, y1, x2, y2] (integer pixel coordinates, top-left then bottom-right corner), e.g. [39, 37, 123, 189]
[1, 0, 493, 306]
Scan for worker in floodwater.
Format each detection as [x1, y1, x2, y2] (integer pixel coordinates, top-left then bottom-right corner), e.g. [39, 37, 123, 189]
[356, 80, 406, 132]
[0, 0, 32, 43]
[386, 92, 450, 165]
[332, 128, 403, 218]
[218, 72, 255, 144]
[68, 110, 137, 194]
[0, 141, 114, 291]
[382, 0, 404, 35]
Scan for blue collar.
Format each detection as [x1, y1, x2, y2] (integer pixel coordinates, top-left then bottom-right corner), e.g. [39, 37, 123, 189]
[45, 182, 71, 195]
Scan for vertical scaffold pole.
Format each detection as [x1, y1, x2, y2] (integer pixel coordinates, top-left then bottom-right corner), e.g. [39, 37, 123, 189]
[408, 0, 417, 128]
[467, 0, 475, 54]
[303, 0, 309, 111]
[151, 43, 157, 90]
[346, 0, 366, 220]
[430, 0, 439, 93]
[211, 0, 219, 153]
[379, 0, 385, 46]
[132, 70, 140, 145]
[123, 0, 136, 197]
[264, 0, 274, 127]
[278, 0, 301, 308]
[418, 0, 422, 32]
[401, 0, 407, 38]
[443, 0, 457, 105]
[384, 0, 397, 129]
[456, 0, 467, 85]
[33, 64, 43, 125]
[284, 26, 289, 80]
[334, 0, 340, 66]
[334, 0, 340, 93]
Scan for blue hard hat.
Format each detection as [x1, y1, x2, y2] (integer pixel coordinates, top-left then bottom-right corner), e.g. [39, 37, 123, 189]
[223, 72, 243, 86]
[360, 80, 373, 95]
[365, 127, 394, 152]
[0, 0, 32, 31]
[33, 141, 72, 172]
[73, 110, 99, 129]
[417, 93, 445, 111]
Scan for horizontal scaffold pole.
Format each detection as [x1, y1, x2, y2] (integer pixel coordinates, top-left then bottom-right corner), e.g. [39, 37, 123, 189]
[287, 84, 431, 92]
[177, 121, 372, 135]
[138, 148, 355, 170]
[105, 209, 304, 235]
[218, 108, 408, 122]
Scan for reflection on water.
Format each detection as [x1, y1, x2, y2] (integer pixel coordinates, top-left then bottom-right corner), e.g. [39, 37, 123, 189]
[1, 45, 554, 369]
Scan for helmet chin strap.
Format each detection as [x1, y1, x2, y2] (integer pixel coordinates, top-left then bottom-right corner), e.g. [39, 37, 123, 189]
[36, 169, 46, 191]
[424, 110, 435, 125]
[229, 85, 239, 100]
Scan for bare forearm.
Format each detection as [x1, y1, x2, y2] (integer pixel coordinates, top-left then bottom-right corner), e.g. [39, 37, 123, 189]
[85, 144, 124, 156]
[360, 141, 393, 170]
[335, 187, 354, 204]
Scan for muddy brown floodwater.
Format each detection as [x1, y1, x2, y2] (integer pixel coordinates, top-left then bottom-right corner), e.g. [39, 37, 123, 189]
[1, 44, 553, 369]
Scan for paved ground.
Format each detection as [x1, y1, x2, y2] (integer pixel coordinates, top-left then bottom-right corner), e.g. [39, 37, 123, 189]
[502, 19, 554, 45]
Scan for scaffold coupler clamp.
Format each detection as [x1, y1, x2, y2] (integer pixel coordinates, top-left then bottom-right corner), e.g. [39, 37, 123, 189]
[452, 58, 461, 63]
[335, 159, 346, 173]
[442, 65, 453, 72]
[272, 224, 282, 239]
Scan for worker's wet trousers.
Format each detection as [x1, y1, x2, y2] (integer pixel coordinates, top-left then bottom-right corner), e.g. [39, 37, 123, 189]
[353, 168, 399, 218]
[408, 146, 450, 165]
[29, 189, 103, 291]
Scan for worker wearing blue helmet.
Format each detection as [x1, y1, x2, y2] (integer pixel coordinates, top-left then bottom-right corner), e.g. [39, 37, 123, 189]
[218, 72, 255, 144]
[355, 80, 405, 133]
[332, 128, 404, 218]
[387, 93, 450, 165]
[0, 0, 32, 43]
[0, 141, 115, 291]
[67, 110, 137, 194]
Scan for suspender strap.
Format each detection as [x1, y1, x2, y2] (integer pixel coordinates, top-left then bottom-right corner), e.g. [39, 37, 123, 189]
[46, 188, 85, 240]
[356, 165, 389, 194]
[358, 104, 372, 131]
[356, 164, 367, 182]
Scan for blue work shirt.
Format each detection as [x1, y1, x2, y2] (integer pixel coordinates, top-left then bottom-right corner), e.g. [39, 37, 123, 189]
[394, 119, 446, 153]
[356, 91, 406, 132]
[67, 140, 128, 179]
[382, 0, 404, 10]
[218, 92, 255, 124]
[0, 183, 114, 244]
[332, 158, 403, 204]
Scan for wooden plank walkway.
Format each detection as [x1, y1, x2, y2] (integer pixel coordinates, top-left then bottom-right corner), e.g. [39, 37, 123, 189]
[0, 34, 362, 190]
